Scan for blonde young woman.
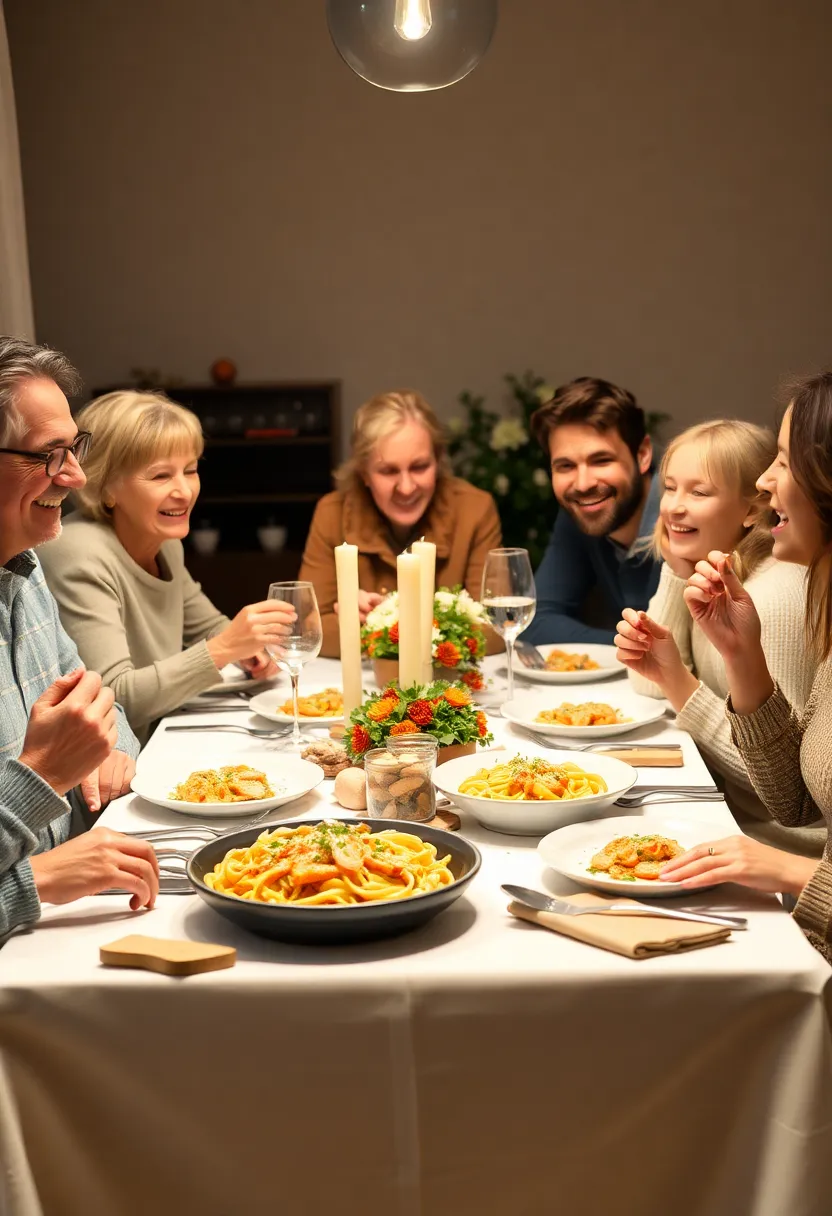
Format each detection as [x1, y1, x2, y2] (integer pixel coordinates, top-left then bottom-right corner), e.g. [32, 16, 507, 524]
[615, 420, 821, 854]
[40, 391, 295, 743]
[299, 390, 502, 657]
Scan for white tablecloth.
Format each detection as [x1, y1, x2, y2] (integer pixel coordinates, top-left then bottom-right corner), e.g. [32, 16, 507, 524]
[0, 658, 830, 1216]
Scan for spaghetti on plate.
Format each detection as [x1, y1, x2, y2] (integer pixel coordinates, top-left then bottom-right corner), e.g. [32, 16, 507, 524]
[458, 755, 607, 801]
[204, 820, 455, 906]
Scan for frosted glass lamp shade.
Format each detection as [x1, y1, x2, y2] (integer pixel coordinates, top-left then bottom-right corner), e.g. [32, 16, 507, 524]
[326, 0, 498, 92]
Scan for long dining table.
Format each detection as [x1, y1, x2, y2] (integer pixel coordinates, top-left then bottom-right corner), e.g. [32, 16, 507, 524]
[0, 655, 830, 1216]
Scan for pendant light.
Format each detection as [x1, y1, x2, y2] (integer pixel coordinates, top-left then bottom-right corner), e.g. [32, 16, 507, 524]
[326, 0, 498, 93]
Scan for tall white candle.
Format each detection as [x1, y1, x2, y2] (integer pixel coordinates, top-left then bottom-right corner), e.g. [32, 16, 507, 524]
[412, 539, 436, 684]
[397, 550, 422, 688]
[335, 542, 363, 718]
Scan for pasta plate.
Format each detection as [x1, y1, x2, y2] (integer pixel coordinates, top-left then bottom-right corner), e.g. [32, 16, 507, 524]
[538, 815, 726, 896]
[131, 755, 323, 817]
[187, 817, 482, 943]
[501, 688, 668, 738]
[250, 685, 346, 725]
[511, 643, 624, 685]
[432, 748, 637, 836]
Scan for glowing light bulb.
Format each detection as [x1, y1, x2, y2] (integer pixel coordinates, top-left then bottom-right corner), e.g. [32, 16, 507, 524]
[327, 0, 498, 93]
[395, 0, 432, 41]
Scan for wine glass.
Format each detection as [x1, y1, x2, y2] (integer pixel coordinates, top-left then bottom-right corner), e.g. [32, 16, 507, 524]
[481, 549, 537, 703]
[266, 581, 323, 751]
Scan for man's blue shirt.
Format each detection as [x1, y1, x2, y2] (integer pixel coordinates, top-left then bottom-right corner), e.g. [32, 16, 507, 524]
[522, 474, 662, 645]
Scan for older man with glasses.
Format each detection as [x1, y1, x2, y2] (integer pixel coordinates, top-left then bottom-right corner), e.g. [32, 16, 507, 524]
[0, 336, 158, 935]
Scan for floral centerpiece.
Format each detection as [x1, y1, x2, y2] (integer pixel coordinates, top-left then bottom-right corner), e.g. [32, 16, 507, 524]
[361, 585, 487, 691]
[345, 681, 493, 763]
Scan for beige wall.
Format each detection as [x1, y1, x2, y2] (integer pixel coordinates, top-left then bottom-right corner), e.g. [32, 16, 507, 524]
[5, 0, 832, 444]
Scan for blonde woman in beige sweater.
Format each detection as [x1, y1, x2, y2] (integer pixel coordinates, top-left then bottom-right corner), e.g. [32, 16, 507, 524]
[658, 374, 832, 964]
[40, 392, 295, 743]
[615, 420, 821, 854]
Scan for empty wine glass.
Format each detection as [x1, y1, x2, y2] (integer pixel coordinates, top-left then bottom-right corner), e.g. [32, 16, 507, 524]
[267, 581, 323, 751]
[481, 548, 537, 703]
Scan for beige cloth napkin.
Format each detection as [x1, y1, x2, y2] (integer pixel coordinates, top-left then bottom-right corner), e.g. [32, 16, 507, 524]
[508, 891, 732, 959]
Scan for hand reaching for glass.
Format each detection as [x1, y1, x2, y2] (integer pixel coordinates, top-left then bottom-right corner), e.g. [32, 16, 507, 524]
[206, 599, 297, 670]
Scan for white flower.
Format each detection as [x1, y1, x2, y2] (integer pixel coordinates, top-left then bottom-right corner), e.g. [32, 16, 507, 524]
[434, 590, 455, 609]
[365, 592, 398, 630]
[536, 384, 555, 404]
[494, 473, 510, 496]
[533, 467, 549, 487]
[489, 418, 527, 452]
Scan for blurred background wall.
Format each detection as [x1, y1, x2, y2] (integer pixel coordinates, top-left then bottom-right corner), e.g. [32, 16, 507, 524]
[6, 0, 832, 441]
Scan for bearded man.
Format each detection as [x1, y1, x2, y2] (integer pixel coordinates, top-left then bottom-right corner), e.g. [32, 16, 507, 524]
[522, 377, 661, 644]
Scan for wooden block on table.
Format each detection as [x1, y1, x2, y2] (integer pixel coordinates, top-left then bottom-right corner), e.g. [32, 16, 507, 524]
[600, 747, 683, 766]
[100, 935, 236, 976]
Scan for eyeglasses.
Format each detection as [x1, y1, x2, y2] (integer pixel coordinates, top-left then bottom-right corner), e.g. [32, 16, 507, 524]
[0, 431, 93, 477]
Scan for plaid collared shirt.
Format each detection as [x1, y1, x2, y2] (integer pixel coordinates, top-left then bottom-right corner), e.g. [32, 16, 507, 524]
[0, 550, 139, 933]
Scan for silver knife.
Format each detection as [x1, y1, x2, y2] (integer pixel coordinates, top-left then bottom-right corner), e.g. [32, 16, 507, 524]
[502, 884, 747, 930]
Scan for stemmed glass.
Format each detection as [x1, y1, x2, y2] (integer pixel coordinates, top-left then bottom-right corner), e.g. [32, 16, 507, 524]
[266, 581, 323, 751]
[481, 548, 537, 703]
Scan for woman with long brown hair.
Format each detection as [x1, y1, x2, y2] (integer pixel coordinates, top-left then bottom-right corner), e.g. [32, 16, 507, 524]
[657, 373, 832, 961]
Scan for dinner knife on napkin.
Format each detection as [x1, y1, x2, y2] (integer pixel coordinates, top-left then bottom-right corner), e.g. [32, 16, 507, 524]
[502, 885, 747, 930]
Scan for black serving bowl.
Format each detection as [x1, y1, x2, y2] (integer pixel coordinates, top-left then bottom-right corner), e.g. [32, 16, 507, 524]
[187, 816, 482, 945]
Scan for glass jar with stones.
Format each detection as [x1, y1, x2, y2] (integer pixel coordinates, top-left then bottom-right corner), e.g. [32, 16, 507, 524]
[364, 737, 438, 823]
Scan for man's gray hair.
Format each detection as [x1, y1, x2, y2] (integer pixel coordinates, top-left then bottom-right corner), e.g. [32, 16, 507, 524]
[0, 336, 82, 446]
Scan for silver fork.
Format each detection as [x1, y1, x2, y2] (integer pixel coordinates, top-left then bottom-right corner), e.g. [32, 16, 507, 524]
[163, 723, 290, 739]
[525, 730, 679, 754]
[615, 789, 725, 808]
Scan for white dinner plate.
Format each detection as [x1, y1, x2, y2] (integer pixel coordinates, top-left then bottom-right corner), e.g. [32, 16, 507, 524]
[501, 688, 668, 738]
[204, 664, 280, 694]
[432, 747, 637, 836]
[511, 643, 624, 684]
[249, 685, 345, 726]
[538, 814, 725, 897]
[131, 755, 324, 817]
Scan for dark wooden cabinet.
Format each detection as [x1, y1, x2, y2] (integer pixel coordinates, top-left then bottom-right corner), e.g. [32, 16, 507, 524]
[91, 380, 341, 615]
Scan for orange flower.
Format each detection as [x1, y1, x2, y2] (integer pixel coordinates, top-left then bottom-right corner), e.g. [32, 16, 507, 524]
[476, 711, 488, 737]
[407, 699, 433, 726]
[462, 669, 484, 691]
[465, 636, 479, 657]
[367, 698, 396, 722]
[389, 622, 399, 643]
[350, 724, 371, 754]
[435, 641, 461, 668]
[444, 686, 472, 708]
[389, 720, 420, 737]
[381, 686, 400, 702]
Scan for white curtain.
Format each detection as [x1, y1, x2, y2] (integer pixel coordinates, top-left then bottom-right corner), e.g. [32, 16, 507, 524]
[0, 0, 34, 339]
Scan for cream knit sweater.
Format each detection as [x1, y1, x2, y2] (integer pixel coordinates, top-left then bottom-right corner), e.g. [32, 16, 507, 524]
[628, 558, 824, 855]
[40, 517, 230, 744]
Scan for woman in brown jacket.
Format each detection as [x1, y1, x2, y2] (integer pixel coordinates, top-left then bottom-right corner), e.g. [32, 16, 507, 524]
[299, 390, 503, 657]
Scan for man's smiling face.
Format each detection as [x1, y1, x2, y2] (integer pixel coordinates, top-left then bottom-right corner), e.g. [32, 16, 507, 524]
[548, 422, 650, 539]
[0, 376, 86, 565]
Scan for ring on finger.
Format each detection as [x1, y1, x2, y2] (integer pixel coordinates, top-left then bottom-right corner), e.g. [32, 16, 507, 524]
[707, 846, 715, 856]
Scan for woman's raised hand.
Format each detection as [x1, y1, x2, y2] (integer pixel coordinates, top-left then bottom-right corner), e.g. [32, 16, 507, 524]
[207, 599, 296, 670]
[615, 610, 683, 685]
[682, 551, 761, 662]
